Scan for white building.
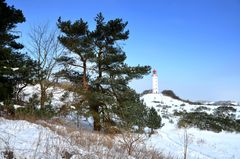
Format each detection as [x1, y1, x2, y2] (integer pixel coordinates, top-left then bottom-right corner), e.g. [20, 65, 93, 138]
[152, 69, 159, 94]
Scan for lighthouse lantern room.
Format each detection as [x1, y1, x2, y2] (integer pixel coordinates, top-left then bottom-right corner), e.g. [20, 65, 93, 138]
[152, 69, 159, 94]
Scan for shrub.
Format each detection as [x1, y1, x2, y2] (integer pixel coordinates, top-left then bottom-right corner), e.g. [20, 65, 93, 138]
[140, 89, 152, 96]
[146, 107, 162, 136]
[14, 92, 55, 120]
[0, 100, 15, 117]
[173, 110, 185, 116]
[213, 106, 236, 119]
[60, 92, 70, 102]
[194, 106, 210, 112]
[162, 90, 181, 100]
[178, 112, 240, 133]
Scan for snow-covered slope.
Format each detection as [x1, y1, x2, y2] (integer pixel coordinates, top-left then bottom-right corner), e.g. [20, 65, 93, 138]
[2, 86, 240, 159]
[142, 93, 240, 119]
[147, 127, 240, 159]
[20, 85, 76, 109]
[0, 118, 139, 159]
[0, 118, 88, 159]
[142, 93, 240, 159]
[142, 93, 188, 107]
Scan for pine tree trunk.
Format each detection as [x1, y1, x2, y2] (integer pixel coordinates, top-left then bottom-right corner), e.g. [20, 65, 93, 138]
[82, 61, 88, 91]
[91, 105, 101, 131]
[90, 51, 103, 131]
[149, 128, 154, 137]
[97, 51, 103, 79]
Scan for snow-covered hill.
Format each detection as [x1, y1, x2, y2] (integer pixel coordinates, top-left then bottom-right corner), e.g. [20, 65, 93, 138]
[1, 86, 240, 159]
[142, 93, 240, 159]
[142, 93, 188, 107]
[21, 85, 76, 109]
[0, 118, 149, 159]
[142, 93, 240, 119]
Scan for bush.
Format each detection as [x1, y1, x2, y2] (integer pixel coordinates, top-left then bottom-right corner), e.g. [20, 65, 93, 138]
[15, 93, 55, 120]
[173, 110, 185, 116]
[178, 112, 240, 133]
[146, 107, 162, 136]
[140, 89, 152, 96]
[194, 106, 210, 112]
[0, 100, 15, 117]
[162, 90, 181, 100]
[213, 106, 236, 119]
[15, 106, 55, 120]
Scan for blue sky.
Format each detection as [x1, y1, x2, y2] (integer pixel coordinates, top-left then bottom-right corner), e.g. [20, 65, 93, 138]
[6, 0, 240, 101]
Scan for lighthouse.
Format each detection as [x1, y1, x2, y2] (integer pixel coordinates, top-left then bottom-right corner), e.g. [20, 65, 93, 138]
[152, 69, 159, 94]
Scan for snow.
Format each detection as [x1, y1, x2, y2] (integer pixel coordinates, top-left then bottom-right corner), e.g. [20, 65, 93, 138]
[70, 106, 76, 109]
[142, 93, 240, 159]
[231, 101, 239, 106]
[0, 118, 140, 159]
[0, 118, 88, 159]
[146, 125, 240, 159]
[2, 67, 19, 71]
[11, 68, 19, 71]
[20, 85, 76, 109]
[1, 86, 240, 159]
[142, 93, 188, 107]
[13, 105, 24, 109]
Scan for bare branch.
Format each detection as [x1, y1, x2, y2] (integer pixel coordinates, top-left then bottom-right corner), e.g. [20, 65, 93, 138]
[27, 23, 64, 109]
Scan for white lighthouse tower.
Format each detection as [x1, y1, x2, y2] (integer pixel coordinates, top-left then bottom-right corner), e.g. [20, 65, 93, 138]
[152, 69, 159, 94]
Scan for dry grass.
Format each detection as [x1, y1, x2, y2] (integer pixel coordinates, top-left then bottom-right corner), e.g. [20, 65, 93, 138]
[13, 113, 38, 122]
[35, 119, 174, 159]
[1, 115, 173, 159]
[55, 82, 75, 92]
[1, 115, 174, 159]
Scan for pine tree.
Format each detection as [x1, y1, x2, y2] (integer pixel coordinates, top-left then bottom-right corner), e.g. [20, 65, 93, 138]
[10, 54, 38, 103]
[0, 0, 30, 102]
[57, 13, 151, 131]
[57, 18, 94, 91]
[113, 89, 148, 130]
[146, 107, 162, 136]
[90, 13, 151, 131]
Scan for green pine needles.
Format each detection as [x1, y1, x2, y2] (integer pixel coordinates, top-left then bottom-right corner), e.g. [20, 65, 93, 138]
[0, 0, 37, 102]
[56, 13, 151, 131]
[146, 107, 162, 136]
